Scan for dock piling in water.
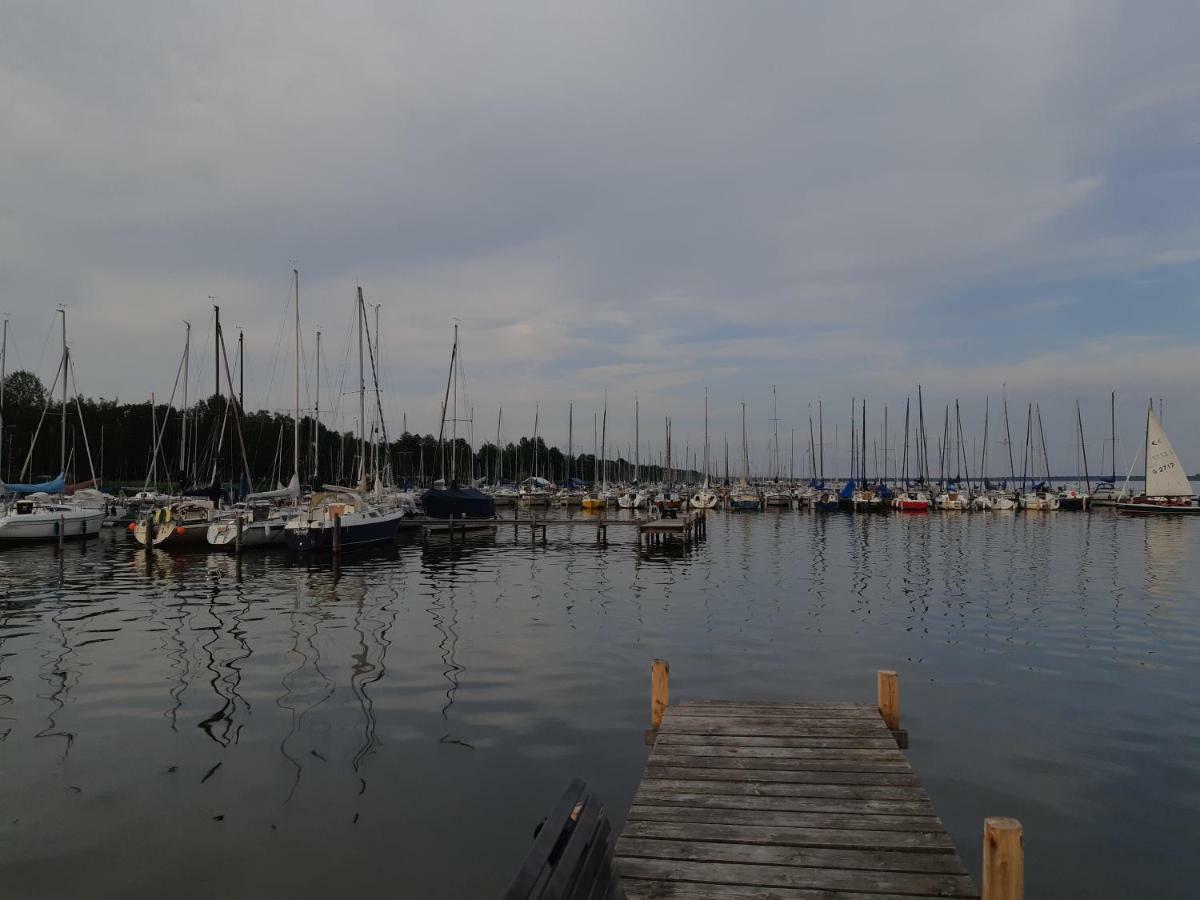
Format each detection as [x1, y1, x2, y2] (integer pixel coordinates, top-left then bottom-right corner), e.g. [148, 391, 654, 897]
[983, 817, 1024, 900]
[878, 669, 907, 748]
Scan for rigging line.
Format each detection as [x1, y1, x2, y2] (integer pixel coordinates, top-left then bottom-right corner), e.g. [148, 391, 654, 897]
[66, 359, 98, 485]
[17, 353, 63, 481]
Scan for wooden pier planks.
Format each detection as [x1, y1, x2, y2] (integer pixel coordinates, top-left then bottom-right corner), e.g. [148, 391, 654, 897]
[617, 699, 979, 899]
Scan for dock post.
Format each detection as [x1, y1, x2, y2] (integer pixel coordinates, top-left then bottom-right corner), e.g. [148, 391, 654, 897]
[333, 513, 341, 554]
[235, 515, 243, 554]
[58, 514, 65, 551]
[645, 658, 669, 744]
[877, 670, 907, 748]
[983, 818, 1024, 900]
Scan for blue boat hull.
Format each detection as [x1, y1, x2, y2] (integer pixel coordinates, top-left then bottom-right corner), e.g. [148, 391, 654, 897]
[285, 516, 401, 552]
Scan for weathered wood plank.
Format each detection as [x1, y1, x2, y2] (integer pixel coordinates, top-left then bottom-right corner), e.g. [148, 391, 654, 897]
[633, 791, 935, 819]
[656, 733, 897, 750]
[662, 715, 889, 733]
[617, 858, 978, 897]
[634, 788, 935, 817]
[620, 820, 957, 853]
[638, 778, 929, 802]
[622, 880, 958, 899]
[649, 754, 912, 774]
[660, 722, 894, 739]
[654, 746, 906, 761]
[615, 836, 966, 874]
[626, 805, 942, 832]
[667, 706, 879, 720]
[643, 766, 922, 787]
[676, 700, 872, 711]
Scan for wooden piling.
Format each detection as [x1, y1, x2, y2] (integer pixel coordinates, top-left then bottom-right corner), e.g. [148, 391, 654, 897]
[983, 817, 1024, 900]
[58, 514, 64, 550]
[877, 669, 906, 747]
[645, 658, 670, 744]
[333, 513, 341, 554]
[235, 515, 243, 554]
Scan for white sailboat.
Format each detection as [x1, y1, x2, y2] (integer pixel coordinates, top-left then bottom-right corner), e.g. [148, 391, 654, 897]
[0, 309, 104, 542]
[1118, 402, 1198, 514]
[690, 388, 718, 509]
[209, 269, 304, 548]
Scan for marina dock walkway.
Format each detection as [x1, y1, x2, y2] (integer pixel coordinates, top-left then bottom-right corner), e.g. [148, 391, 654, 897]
[614, 664, 1020, 899]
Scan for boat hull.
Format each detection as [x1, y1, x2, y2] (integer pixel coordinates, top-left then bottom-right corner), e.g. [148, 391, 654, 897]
[0, 508, 104, 541]
[1117, 500, 1200, 515]
[285, 514, 404, 552]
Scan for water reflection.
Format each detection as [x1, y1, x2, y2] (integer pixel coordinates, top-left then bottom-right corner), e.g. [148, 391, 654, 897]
[0, 514, 1196, 898]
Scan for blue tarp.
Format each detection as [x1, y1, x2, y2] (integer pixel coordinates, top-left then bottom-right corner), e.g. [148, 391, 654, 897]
[2, 472, 65, 495]
[838, 479, 856, 500]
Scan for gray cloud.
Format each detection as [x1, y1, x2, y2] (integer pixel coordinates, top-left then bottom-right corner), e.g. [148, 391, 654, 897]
[3, 1, 1199, 471]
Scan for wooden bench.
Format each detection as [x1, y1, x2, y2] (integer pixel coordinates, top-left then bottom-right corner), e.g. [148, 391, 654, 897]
[502, 778, 627, 900]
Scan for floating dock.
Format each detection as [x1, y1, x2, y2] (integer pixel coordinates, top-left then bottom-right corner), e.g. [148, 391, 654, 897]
[615, 662, 1023, 899]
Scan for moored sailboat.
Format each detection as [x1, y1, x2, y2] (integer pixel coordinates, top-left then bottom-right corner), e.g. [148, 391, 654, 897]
[1117, 401, 1198, 514]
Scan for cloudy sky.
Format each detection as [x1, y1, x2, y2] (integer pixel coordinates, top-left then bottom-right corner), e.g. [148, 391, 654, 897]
[4, 1, 1199, 476]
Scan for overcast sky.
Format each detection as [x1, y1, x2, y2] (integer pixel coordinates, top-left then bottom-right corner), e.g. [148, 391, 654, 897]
[4, 2, 1199, 476]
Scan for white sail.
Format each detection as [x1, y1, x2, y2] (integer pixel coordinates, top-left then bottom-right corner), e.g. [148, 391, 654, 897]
[1145, 404, 1193, 497]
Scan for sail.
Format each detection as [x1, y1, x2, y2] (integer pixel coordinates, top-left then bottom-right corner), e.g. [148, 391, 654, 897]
[1, 472, 66, 495]
[1145, 405, 1193, 497]
[246, 472, 300, 502]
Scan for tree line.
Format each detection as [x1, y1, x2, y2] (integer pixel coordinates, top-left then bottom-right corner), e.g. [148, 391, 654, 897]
[1, 371, 698, 492]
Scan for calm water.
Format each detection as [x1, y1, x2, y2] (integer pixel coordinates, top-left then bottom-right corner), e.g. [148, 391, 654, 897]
[1, 510, 1197, 898]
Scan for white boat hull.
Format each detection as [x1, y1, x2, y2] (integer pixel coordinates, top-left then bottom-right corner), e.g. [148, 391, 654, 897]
[0, 506, 104, 541]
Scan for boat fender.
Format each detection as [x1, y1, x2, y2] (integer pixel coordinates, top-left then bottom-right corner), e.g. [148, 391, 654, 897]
[176, 526, 186, 536]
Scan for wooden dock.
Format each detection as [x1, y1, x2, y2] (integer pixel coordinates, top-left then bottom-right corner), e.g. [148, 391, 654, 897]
[615, 662, 1023, 900]
[417, 512, 708, 547]
[638, 510, 708, 548]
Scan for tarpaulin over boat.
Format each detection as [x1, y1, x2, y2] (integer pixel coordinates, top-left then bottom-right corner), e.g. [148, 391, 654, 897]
[421, 485, 496, 519]
[0, 472, 65, 495]
[838, 479, 856, 500]
[182, 480, 224, 502]
[562, 477, 588, 489]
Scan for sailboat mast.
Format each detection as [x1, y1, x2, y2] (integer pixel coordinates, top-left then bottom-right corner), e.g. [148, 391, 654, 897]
[294, 269, 301, 480]
[180, 321, 189, 477]
[1037, 404, 1050, 482]
[1002, 384, 1015, 484]
[1110, 391, 1117, 485]
[635, 393, 640, 482]
[818, 400, 824, 483]
[600, 391, 607, 489]
[567, 403, 572, 481]
[313, 329, 321, 485]
[981, 398, 989, 487]
[357, 287, 367, 485]
[60, 308, 67, 482]
[214, 304, 220, 399]
[1077, 399, 1091, 492]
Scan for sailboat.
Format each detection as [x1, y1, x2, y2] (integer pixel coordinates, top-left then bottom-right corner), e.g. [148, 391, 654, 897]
[417, 323, 497, 525]
[728, 401, 762, 511]
[1091, 392, 1131, 506]
[209, 270, 304, 548]
[581, 410, 606, 510]
[1019, 404, 1060, 511]
[690, 389, 718, 509]
[1117, 401, 1198, 514]
[763, 385, 792, 507]
[285, 287, 411, 550]
[0, 309, 105, 541]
